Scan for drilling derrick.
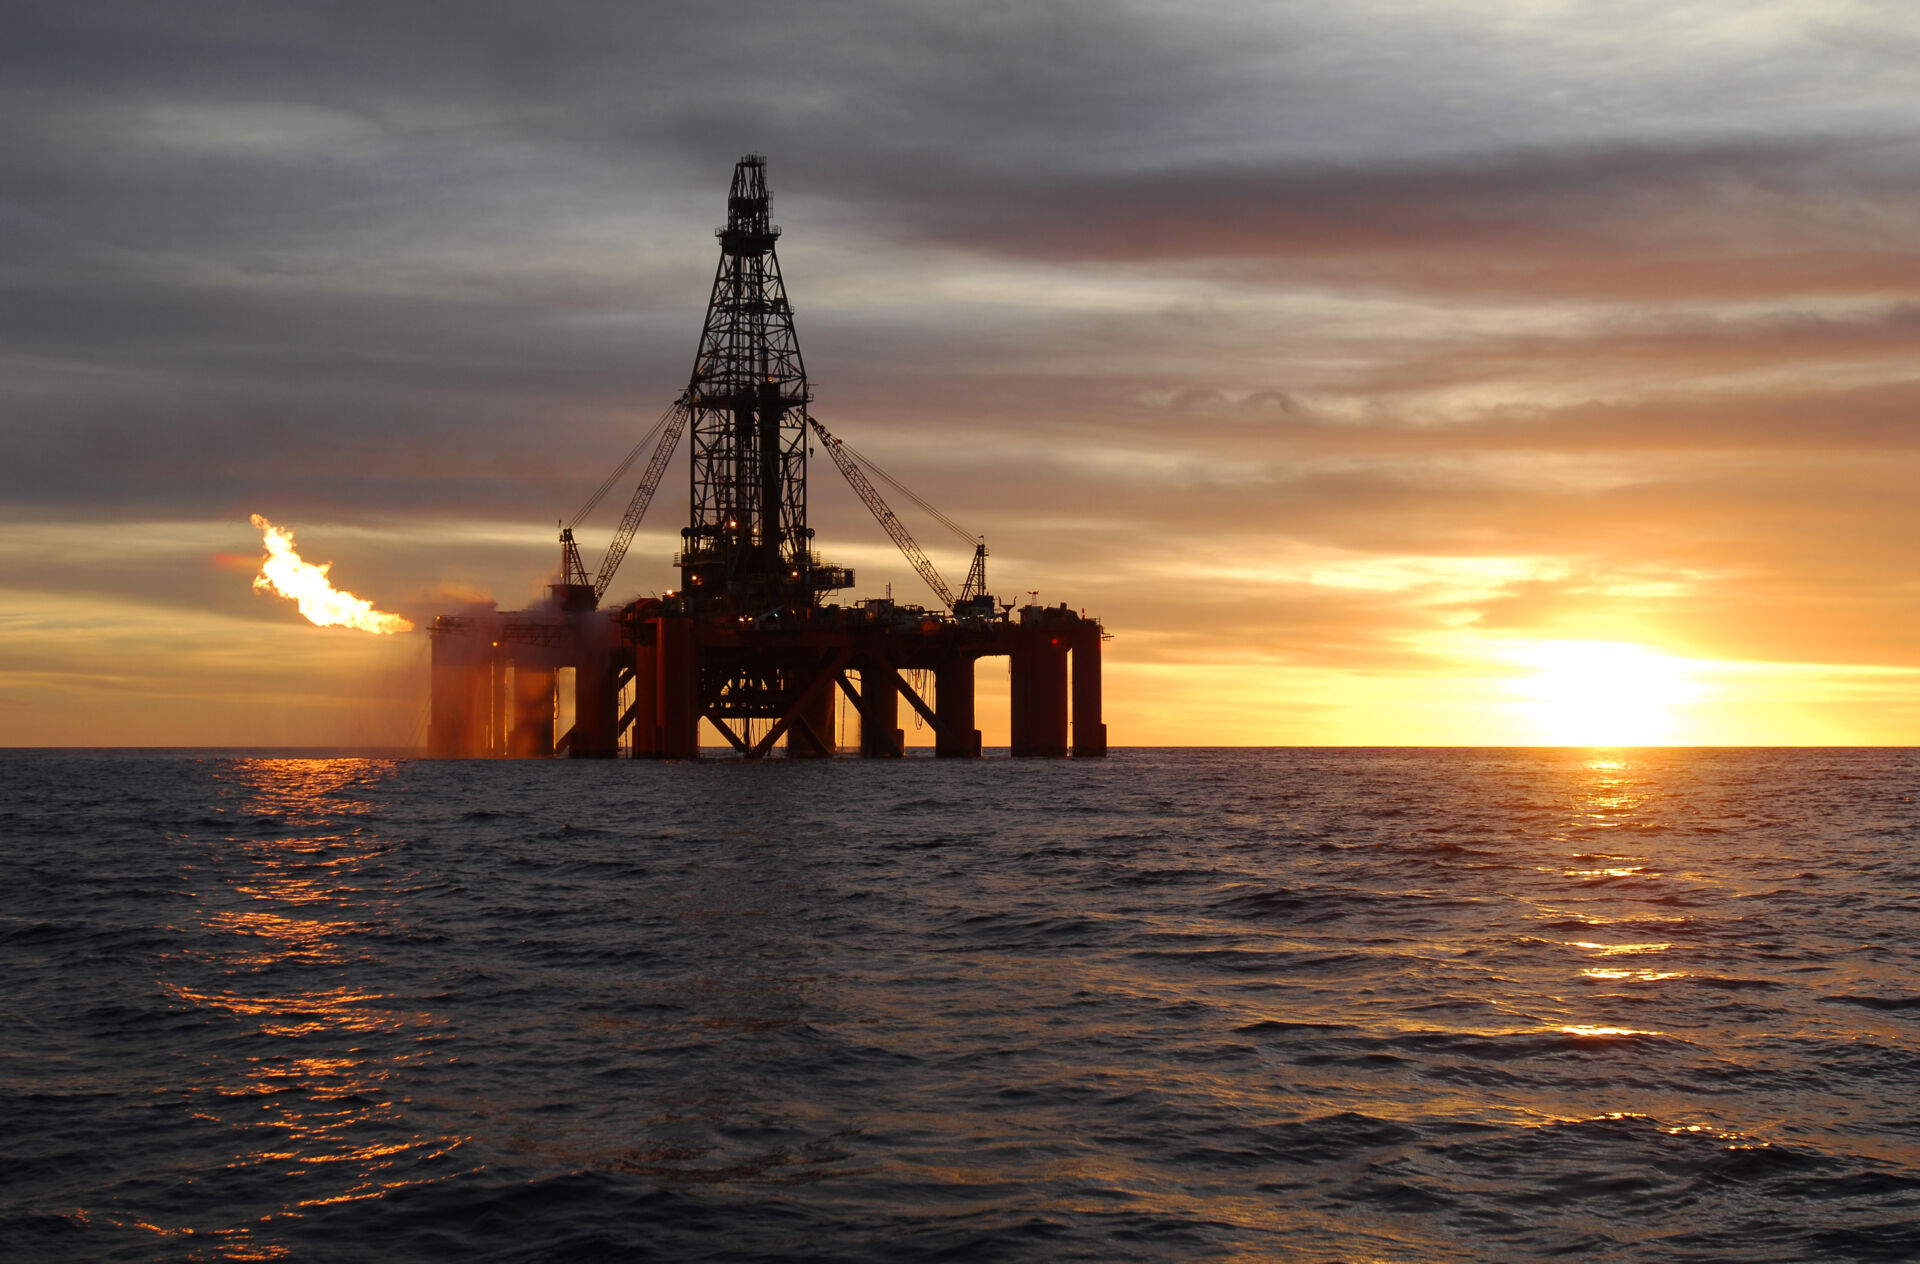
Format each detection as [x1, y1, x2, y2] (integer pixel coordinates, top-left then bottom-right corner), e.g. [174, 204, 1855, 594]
[426, 155, 1107, 761]
[680, 156, 829, 613]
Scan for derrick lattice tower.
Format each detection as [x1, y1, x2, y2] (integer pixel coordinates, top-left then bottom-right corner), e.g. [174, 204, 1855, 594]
[679, 154, 833, 613]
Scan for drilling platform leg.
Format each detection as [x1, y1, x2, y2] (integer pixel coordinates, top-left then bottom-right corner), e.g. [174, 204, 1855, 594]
[1010, 636, 1069, 757]
[859, 666, 903, 758]
[480, 653, 503, 753]
[573, 649, 619, 758]
[1071, 625, 1107, 758]
[934, 656, 980, 758]
[786, 676, 836, 757]
[629, 632, 659, 758]
[656, 617, 699, 759]
[428, 644, 473, 756]
[463, 659, 491, 756]
[510, 666, 556, 758]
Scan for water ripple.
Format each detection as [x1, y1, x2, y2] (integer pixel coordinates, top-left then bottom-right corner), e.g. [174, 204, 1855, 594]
[3, 747, 1918, 1261]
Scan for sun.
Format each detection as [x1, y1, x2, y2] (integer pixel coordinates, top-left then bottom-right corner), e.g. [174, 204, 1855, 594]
[1511, 640, 1701, 745]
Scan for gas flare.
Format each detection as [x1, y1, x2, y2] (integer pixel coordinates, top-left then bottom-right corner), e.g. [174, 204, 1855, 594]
[249, 514, 413, 634]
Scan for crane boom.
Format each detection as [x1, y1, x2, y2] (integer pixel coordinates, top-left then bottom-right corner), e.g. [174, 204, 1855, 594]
[593, 400, 690, 598]
[808, 416, 954, 608]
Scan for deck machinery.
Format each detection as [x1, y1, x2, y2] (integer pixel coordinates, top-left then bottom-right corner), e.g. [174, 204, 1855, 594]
[427, 157, 1106, 759]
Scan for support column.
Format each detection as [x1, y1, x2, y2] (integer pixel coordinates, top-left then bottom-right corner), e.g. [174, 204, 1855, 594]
[463, 659, 491, 757]
[786, 672, 836, 757]
[491, 657, 509, 756]
[1071, 624, 1107, 758]
[859, 664, 903, 757]
[1010, 633, 1068, 757]
[572, 649, 619, 759]
[934, 655, 980, 757]
[428, 637, 474, 756]
[656, 617, 699, 759]
[509, 665, 555, 758]
[629, 631, 660, 758]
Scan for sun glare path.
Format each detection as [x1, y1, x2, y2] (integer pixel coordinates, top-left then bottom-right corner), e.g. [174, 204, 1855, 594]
[250, 514, 413, 634]
[1510, 640, 1701, 745]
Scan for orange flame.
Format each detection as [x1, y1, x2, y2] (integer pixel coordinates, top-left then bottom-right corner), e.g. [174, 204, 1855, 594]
[250, 514, 413, 634]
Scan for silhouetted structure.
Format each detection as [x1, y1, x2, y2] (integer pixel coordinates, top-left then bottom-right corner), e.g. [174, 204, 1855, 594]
[429, 156, 1105, 758]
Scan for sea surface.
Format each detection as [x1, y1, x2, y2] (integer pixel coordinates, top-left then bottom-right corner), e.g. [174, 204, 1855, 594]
[4, 747, 1920, 1262]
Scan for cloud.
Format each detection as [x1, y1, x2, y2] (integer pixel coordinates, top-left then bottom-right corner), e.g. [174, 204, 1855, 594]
[3, 0, 1918, 741]
[849, 136, 1920, 300]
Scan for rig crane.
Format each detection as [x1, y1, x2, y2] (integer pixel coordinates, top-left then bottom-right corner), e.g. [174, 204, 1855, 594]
[808, 415, 990, 614]
[556, 398, 691, 609]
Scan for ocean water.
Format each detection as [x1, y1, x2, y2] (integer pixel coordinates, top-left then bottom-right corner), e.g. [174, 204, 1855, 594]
[4, 747, 1919, 1262]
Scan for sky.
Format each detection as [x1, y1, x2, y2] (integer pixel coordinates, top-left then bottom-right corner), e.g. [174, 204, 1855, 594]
[3, 0, 1918, 747]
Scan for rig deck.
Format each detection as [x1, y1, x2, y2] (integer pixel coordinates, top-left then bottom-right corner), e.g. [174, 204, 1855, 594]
[428, 598, 1105, 759]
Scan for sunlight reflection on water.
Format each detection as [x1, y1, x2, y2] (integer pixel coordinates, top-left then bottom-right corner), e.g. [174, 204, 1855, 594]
[153, 759, 471, 1256]
[7, 747, 1920, 1262]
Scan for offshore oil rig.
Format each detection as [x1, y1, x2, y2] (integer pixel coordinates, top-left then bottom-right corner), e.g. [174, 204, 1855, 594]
[427, 156, 1105, 759]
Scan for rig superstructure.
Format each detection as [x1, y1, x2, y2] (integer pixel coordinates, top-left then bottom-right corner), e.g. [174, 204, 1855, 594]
[427, 156, 1105, 758]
